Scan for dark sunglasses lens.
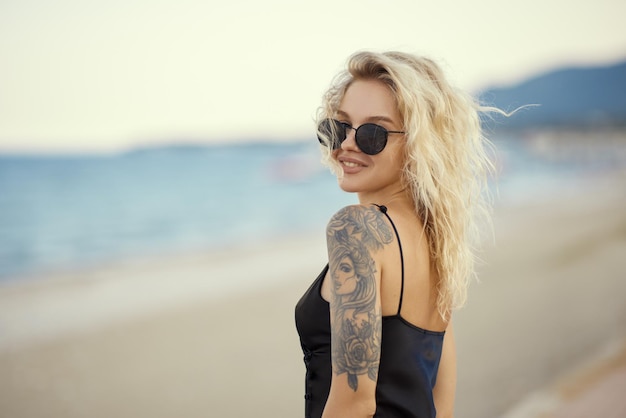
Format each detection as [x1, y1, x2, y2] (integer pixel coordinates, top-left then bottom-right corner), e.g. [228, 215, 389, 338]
[356, 124, 388, 155]
[317, 119, 344, 149]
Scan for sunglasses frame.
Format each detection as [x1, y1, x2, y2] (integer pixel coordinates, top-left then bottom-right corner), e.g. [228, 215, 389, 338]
[317, 118, 405, 155]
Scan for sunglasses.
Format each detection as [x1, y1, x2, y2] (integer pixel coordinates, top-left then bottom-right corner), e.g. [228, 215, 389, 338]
[317, 118, 405, 155]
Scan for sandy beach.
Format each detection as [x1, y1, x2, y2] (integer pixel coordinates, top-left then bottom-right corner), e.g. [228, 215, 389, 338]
[1, 170, 625, 418]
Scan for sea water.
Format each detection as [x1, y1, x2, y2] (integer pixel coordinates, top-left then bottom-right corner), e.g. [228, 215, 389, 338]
[0, 141, 352, 280]
[0, 134, 622, 281]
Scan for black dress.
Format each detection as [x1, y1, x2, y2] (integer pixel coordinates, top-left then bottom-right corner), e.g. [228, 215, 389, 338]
[295, 205, 445, 418]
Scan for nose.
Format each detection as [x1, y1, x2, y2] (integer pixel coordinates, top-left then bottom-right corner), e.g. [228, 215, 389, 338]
[340, 126, 359, 152]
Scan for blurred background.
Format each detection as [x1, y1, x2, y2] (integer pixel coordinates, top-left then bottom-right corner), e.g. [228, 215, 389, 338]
[1, 1, 625, 417]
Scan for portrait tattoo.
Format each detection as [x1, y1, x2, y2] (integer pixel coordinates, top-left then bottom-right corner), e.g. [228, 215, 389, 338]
[326, 206, 393, 391]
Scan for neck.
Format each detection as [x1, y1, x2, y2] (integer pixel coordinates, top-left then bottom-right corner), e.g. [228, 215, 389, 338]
[357, 186, 413, 213]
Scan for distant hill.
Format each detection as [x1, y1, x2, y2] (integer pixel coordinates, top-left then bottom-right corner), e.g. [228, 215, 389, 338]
[477, 59, 626, 129]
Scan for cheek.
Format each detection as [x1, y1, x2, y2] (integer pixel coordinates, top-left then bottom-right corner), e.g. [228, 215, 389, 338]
[342, 278, 358, 293]
[376, 151, 403, 176]
[384, 144, 406, 172]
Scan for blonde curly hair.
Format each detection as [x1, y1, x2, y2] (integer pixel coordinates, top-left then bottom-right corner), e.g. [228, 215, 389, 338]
[317, 51, 499, 319]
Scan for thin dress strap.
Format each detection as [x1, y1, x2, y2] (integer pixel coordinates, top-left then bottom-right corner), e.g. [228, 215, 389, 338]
[374, 204, 405, 316]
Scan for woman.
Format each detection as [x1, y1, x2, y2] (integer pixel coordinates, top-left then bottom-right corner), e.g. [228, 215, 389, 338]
[295, 51, 496, 418]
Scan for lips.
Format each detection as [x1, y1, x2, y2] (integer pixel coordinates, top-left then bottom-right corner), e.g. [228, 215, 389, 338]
[338, 155, 367, 174]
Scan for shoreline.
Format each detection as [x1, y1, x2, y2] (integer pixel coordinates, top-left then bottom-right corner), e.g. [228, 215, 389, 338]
[0, 230, 327, 351]
[1, 170, 622, 351]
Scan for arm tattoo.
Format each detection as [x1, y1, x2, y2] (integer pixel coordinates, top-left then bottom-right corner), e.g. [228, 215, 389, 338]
[326, 206, 393, 391]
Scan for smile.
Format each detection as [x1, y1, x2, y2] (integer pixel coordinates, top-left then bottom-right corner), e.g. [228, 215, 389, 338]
[338, 156, 367, 168]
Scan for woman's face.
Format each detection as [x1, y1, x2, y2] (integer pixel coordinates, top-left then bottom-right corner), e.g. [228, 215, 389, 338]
[332, 79, 405, 198]
[332, 255, 359, 295]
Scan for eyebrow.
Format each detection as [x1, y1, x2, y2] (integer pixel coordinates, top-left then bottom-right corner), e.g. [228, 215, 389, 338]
[336, 110, 399, 126]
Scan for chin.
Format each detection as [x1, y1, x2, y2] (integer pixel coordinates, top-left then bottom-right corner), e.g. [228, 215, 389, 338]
[337, 178, 365, 193]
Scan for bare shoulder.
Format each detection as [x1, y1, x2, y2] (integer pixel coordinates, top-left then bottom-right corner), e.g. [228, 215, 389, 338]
[326, 204, 394, 253]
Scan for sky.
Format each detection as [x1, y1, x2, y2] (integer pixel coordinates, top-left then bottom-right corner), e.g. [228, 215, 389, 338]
[1, 0, 625, 153]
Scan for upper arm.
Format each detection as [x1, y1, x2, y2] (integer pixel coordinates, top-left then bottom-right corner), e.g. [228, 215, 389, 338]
[322, 205, 393, 418]
[433, 321, 457, 418]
